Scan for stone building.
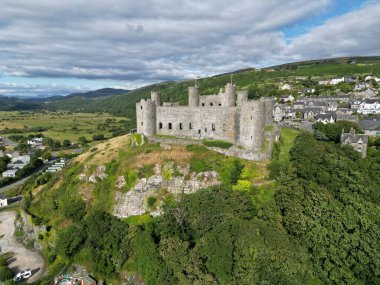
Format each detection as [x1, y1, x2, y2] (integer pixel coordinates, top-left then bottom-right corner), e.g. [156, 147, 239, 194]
[136, 83, 272, 151]
[340, 128, 368, 157]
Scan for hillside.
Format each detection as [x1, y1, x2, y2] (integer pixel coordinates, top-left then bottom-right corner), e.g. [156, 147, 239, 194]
[19, 128, 380, 284]
[42, 56, 380, 120]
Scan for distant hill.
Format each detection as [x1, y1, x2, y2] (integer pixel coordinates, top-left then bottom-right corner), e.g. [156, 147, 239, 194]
[1, 56, 380, 119]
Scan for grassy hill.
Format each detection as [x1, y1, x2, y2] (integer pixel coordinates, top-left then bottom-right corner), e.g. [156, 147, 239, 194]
[42, 56, 380, 120]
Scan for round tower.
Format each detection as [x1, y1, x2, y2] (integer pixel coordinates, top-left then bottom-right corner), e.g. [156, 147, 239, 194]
[188, 86, 199, 107]
[236, 90, 248, 106]
[222, 83, 236, 107]
[150, 91, 161, 106]
[260, 97, 274, 126]
[250, 100, 266, 150]
[138, 99, 156, 136]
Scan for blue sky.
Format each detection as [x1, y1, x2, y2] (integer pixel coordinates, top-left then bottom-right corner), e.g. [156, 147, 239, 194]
[0, 0, 378, 98]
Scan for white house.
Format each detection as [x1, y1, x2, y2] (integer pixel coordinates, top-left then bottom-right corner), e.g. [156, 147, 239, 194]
[2, 169, 18, 178]
[280, 84, 292, 91]
[330, 77, 345, 85]
[27, 137, 43, 147]
[357, 99, 380, 115]
[319, 79, 330, 85]
[315, 114, 336, 124]
[0, 196, 8, 207]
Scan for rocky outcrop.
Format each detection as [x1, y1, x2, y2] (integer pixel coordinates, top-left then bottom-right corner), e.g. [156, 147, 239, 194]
[88, 165, 108, 183]
[113, 163, 219, 218]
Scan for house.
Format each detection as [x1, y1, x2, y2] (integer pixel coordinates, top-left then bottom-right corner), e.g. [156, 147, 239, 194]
[340, 128, 368, 157]
[27, 137, 44, 147]
[5, 151, 20, 159]
[358, 118, 380, 137]
[2, 169, 18, 178]
[336, 113, 358, 123]
[357, 99, 380, 115]
[293, 101, 305, 110]
[302, 107, 324, 120]
[344, 76, 357, 83]
[330, 77, 345, 85]
[354, 82, 370, 91]
[354, 88, 378, 99]
[315, 113, 336, 124]
[8, 155, 30, 170]
[0, 195, 8, 207]
[319, 79, 330, 85]
[279, 94, 294, 102]
[280, 84, 292, 91]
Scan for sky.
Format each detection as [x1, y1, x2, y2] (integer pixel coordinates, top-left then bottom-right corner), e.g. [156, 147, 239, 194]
[0, 0, 379, 98]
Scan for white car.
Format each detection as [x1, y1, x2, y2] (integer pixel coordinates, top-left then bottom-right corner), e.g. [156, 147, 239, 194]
[14, 270, 32, 281]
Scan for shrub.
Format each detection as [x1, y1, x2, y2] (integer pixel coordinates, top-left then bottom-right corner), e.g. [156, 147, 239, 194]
[146, 196, 157, 208]
[0, 266, 14, 281]
[203, 140, 233, 149]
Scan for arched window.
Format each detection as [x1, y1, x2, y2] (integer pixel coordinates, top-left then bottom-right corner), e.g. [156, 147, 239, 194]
[140, 106, 143, 110]
[159, 122, 163, 129]
[179, 123, 183, 130]
[210, 102, 213, 106]
[168, 123, 172, 129]
[212, 124, 216, 131]
[202, 103, 205, 106]
[189, 123, 192, 129]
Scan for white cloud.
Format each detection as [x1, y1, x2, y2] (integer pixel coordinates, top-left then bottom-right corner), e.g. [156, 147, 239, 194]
[0, 0, 379, 98]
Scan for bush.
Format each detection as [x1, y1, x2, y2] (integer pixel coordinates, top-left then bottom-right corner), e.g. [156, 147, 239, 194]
[146, 196, 157, 208]
[0, 266, 14, 281]
[203, 140, 233, 149]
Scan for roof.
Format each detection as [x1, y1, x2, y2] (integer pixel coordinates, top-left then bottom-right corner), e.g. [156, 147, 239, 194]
[341, 133, 368, 143]
[359, 120, 380, 131]
[316, 113, 337, 120]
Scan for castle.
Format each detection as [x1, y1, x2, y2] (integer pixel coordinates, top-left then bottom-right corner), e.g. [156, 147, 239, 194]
[136, 83, 273, 151]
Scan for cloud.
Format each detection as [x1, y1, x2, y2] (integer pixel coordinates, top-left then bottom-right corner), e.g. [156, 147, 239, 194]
[0, 0, 379, 97]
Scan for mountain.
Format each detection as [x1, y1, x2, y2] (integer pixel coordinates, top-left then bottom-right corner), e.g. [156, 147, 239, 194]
[46, 87, 129, 101]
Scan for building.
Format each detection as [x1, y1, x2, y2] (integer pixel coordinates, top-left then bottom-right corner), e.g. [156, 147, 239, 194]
[27, 137, 44, 147]
[340, 128, 368, 157]
[136, 83, 273, 151]
[315, 113, 336, 124]
[357, 99, 380, 115]
[330, 77, 345, 85]
[0, 195, 8, 207]
[279, 94, 294, 103]
[2, 169, 18, 178]
[319, 79, 330, 85]
[280, 84, 292, 91]
[358, 118, 380, 137]
[336, 113, 358, 123]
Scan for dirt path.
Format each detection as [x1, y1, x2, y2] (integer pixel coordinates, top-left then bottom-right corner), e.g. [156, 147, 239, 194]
[0, 211, 45, 284]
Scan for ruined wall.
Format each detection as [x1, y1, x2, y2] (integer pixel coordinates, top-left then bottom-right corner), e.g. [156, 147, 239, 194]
[151, 91, 161, 106]
[199, 94, 222, 107]
[156, 106, 238, 142]
[222, 83, 236, 107]
[260, 97, 274, 126]
[237, 90, 248, 106]
[136, 99, 156, 136]
[238, 100, 265, 150]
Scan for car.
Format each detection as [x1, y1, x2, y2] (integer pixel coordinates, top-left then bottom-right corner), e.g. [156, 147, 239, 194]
[14, 270, 32, 282]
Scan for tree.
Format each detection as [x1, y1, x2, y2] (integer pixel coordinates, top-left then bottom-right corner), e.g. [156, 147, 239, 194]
[62, 139, 72, 147]
[92, 134, 104, 141]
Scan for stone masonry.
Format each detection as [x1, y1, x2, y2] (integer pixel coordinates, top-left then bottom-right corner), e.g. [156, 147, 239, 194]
[136, 83, 273, 151]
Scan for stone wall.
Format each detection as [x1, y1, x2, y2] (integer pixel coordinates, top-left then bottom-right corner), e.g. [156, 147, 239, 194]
[199, 94, 222, 107]
[239, 100, 265, 150]
[156, 106, 238, 143]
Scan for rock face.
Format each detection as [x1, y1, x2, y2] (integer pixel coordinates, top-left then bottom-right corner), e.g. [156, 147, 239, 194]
[113, 163, 219, 218]
[88, 165, 108, 183]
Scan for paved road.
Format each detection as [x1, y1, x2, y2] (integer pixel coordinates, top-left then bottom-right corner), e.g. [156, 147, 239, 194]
[0, 211, 45, 284]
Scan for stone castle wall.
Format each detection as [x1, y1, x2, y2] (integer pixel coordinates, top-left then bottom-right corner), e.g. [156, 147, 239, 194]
[156, 106, 238, 143]
[136, 83, 273, 151]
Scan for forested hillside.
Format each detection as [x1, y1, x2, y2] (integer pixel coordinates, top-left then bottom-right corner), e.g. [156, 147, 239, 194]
[21, 130, 379, 284]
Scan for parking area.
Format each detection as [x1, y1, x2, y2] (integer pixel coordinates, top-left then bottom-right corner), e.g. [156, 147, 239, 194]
[0, 211, 45, 284]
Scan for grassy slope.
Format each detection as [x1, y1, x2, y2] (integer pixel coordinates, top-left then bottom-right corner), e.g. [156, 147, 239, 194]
[0, 111, 128, 142]
[42, 58, 380, 120]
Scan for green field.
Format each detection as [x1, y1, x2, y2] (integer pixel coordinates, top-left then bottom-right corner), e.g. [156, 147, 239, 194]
[0, 111, 128, 142]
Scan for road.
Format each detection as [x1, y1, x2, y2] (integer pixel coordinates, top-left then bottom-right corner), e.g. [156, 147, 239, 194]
[0, 211, 45, 284]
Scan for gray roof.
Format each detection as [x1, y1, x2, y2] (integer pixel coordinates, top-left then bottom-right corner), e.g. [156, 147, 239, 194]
[316, 113, 337, 120]
[359, 120, 380, 131]
[341, 133, 368, 143]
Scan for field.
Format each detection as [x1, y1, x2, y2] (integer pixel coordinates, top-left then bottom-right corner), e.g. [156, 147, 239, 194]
[0, 111, 128, 142]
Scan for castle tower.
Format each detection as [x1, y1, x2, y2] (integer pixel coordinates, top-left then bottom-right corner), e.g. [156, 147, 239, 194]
[239, 100, 265, 150]
[136, 99, 157, 136]
[150, 91, 161, 106]
[260, 97, 274, 126]
[222, 83, 236, 107]
[236, 90, 248, 106]
[188, 86, 199, 107]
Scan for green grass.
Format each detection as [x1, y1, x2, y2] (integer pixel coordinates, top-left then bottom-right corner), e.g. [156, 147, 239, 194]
[0, 111, 127, 142]
[278, 128, 299, 163]
[203, 140, 233, 149]
[122, 214, 152, 225]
